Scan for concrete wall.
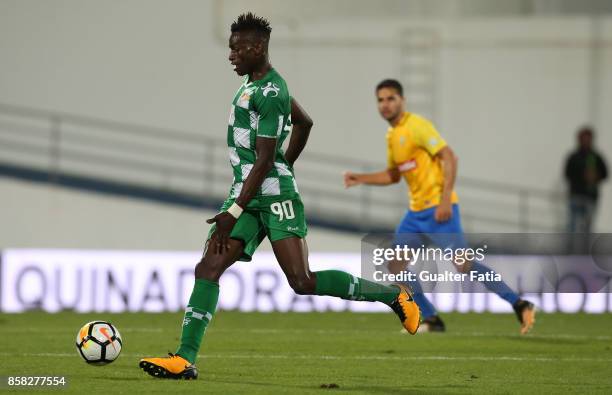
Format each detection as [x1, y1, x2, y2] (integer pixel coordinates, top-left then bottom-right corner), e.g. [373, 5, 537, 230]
[0, 177, 359, 251]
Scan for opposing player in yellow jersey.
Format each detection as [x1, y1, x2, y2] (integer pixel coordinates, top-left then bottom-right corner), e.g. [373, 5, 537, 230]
[345, 79, 535, 334]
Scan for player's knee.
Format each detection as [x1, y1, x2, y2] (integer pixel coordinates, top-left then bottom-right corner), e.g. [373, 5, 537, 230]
[195, 256, 226, 282]
[286, 274, 315, 295]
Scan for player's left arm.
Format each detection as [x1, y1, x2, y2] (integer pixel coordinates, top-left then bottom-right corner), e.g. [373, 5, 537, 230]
[415, 119, 458, 222]
[596, 153, 608, 182]
[435, 146, 458, 222]
[284, 97, 313, 167]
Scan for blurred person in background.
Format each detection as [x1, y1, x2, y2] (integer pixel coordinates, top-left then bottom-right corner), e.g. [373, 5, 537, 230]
[564, 126, 608, 234]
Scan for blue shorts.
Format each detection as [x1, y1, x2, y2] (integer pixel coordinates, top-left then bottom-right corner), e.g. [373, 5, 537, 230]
[394, 204, 468, 249]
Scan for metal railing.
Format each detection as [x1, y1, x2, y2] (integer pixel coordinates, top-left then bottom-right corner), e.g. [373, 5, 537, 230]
[0, 102, 564, 232]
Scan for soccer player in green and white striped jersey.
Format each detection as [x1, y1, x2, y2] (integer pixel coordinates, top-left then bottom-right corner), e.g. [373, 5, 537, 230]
[139, 13, 420, 380]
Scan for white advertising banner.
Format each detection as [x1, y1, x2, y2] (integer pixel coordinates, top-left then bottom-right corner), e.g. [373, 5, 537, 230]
[1, 249, 611, 313]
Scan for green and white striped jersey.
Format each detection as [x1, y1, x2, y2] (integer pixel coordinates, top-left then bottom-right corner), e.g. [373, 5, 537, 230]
[226, 68, 299, 200]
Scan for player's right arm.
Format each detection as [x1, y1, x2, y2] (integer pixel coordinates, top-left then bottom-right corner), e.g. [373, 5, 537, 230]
[344, 131, 400, 188]
[344, 168, 400, 187]
[207, 136, 276, 254]
[207, 81, 285, 254]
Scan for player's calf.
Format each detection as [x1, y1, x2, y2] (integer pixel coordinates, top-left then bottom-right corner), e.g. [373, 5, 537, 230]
[285, 273, 317, 295]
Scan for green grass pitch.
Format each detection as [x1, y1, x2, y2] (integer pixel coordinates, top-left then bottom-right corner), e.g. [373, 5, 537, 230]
[0, 311, 611, 394]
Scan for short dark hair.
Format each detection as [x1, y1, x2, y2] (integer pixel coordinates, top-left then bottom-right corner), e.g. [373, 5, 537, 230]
[376, 79, 403, 97]
[231, 12, 272, 40]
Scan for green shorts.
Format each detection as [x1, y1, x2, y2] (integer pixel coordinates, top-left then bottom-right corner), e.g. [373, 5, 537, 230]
[207, 194, 308, 262]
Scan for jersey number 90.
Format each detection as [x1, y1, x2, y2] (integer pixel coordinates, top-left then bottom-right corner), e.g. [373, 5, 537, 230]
[270, 200, 295, 221]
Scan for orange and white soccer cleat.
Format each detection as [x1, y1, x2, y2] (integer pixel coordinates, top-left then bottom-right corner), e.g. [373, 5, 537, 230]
[390, 284, 421, 334]
[139, 353, 198, 380]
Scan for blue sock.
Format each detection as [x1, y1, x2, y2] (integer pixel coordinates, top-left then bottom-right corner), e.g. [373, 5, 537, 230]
[403, 274, 438, 319]
[470, 261, 520, 305]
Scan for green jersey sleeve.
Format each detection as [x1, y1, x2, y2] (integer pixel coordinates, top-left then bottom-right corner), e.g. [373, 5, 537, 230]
[253, 82, 288, 138]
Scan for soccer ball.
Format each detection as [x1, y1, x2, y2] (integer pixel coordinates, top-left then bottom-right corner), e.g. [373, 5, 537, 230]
[75, 321, 122, 365]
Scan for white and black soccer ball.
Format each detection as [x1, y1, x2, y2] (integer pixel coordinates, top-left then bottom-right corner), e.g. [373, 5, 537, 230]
[75, 321, 122, 365]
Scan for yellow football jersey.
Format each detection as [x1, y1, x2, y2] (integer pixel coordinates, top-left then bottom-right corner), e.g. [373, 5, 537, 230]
[386, 112, 459, 211]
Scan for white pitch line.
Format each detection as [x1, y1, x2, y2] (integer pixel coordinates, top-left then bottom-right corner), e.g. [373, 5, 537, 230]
[1, 327, 610, 341]
[423, 331, 612, 341]
[2, 352, 611, 363]
[235, 329, 612, 341]
[0, 327, 163, 334]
